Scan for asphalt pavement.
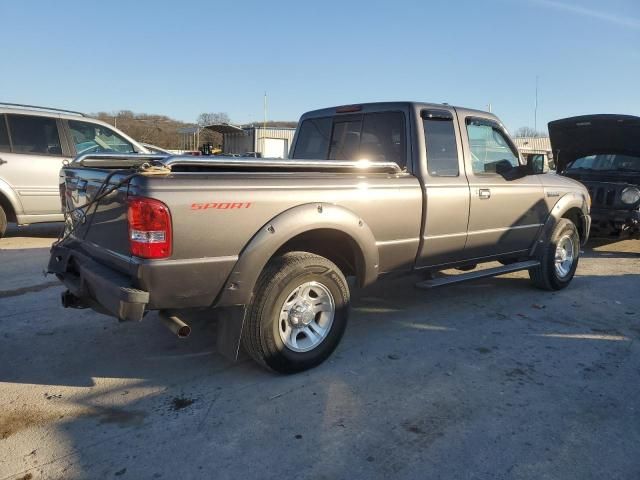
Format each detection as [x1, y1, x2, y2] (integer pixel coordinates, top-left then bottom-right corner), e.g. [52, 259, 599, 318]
[1, 223, 639, 480]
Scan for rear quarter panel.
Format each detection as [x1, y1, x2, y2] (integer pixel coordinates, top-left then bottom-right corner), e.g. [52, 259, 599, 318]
[130, 172, 423, 274]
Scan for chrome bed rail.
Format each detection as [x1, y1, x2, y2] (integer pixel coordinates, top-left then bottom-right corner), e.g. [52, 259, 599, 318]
[70, 153, 403, 174]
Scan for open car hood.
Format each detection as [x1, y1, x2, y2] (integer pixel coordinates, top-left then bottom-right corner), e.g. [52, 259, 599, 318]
[548, 114, 640, 172]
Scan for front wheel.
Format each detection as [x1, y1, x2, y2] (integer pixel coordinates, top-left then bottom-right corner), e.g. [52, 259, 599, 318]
[242, 252, 350, 373]
[529, 218, 580, 290]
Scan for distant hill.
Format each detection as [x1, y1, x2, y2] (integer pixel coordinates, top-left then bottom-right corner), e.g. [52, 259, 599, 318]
[91, 111, 298, 149]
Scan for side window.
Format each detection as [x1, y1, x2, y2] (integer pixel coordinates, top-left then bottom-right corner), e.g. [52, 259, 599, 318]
[68, 120, 135, 154]
[0, 115, 10, 152]
[423, 111, 459, 176]
[7, 115, 62, 155]
[292, 117, 332, 159]
[466, 119, 519, 174]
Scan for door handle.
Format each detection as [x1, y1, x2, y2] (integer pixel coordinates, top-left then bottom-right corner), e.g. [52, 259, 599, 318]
[0, 157, 6, 166]
[479, 188, 491, 199]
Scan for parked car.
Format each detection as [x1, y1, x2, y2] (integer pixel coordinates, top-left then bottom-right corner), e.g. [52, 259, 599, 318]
[48, 101, 591, 373]
[550, 114, 640, 237]
[0, 103, 149, 238]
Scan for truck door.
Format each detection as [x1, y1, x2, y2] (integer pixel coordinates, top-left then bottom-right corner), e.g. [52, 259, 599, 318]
[417, 109, 471, 267]
[460, 116, 546, 258]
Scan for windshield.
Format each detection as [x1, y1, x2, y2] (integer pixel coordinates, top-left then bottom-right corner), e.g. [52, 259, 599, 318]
[567, 154, 640, 172]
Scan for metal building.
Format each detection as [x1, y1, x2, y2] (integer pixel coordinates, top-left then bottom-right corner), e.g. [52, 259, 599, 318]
[513, 136, 551, 156]
[204, 124, 296, 158]
[514, 136, 556, 169]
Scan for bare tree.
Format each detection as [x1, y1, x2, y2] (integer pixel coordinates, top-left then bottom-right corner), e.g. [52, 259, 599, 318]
[197, 112, 230, 126]
[514, 126, 545, 138]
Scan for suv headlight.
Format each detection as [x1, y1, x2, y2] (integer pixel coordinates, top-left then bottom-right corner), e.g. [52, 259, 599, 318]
[621, 187, 640, 205]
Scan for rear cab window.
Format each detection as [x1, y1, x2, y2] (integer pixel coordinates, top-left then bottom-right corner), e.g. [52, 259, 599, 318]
[293, 111, 407, 168]
[6, 114, 62, 155]
[68, 120, 135, 155]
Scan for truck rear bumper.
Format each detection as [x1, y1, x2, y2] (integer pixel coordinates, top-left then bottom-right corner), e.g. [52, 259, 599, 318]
[48, 243, 240, 320]
[48, 244, 149, 321]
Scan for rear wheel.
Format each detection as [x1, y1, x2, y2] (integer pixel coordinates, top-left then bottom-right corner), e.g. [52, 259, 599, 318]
[0, 205, 7, 239]
[242, 252, 350, 374]
[529, 218, 580, 290]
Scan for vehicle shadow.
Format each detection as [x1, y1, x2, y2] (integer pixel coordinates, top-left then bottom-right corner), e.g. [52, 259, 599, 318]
[583, 237, 640, 259]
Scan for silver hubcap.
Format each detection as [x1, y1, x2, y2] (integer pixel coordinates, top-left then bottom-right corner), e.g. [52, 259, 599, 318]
[554, 234, 575, 278]
[278, 281, 335, 353]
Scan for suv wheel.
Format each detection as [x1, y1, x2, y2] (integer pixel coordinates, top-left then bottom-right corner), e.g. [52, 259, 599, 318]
[0, 205, 7, 239]
[242, 252, 350, 374]
[529, 218, 580, 290]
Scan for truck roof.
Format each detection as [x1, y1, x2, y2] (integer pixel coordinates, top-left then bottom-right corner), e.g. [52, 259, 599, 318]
[300, 101, 497, 122]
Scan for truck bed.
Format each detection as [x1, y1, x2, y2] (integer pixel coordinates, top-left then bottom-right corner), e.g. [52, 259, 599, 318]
[54, 154, 422, 314]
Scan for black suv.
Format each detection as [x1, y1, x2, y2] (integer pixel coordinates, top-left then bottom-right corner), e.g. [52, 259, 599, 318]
[550, 114, 640, 237]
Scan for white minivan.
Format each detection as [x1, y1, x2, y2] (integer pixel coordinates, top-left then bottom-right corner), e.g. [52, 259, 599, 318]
[0, 103, 148, 237]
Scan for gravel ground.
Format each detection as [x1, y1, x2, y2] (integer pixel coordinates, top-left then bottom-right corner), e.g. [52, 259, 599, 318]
[1, 223, 639, 480]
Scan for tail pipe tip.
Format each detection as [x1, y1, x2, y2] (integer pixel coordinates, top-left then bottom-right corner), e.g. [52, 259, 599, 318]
[159, 311, 191, 338]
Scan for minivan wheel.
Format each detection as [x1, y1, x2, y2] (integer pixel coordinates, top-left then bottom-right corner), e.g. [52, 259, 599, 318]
[0, 205, 7, 239]
[529, 218, 580, 290]
[242, 252, 350, 374]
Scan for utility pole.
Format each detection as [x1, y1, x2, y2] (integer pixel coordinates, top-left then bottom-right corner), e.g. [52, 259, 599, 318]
[534, 75, 539, 134]
[263, 92, 267, 130]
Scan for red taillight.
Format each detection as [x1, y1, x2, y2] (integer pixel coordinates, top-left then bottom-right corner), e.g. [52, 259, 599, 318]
[127, 196, 172, 259]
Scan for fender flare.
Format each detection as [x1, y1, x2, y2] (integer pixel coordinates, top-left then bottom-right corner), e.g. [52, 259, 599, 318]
[216, 202, 380, 307]
[0, 177, 23, 220]
[530, 191, 590, 255]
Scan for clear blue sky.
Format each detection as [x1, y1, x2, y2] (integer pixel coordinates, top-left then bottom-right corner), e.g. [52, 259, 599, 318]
[1, 0, 638, 132]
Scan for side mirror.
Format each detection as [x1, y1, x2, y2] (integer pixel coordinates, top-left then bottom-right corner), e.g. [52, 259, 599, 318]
[527, 154, 549, 174]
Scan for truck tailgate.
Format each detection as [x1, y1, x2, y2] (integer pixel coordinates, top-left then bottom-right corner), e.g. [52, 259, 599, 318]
[61, 166, 133, 270]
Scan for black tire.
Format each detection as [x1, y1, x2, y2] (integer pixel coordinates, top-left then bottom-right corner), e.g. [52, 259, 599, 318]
[0, 205, 7, 239]
[529, 218, 580, 290]
[242, 252, 350, 374]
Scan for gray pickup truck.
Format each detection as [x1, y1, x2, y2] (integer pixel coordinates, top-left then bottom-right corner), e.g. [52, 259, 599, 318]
[48, 102, 591, 373]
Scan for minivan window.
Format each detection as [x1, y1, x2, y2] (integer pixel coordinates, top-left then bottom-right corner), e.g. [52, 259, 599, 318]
[7, 115, 62, 155]
[466, 119, 519, 174]
[293, 117, 332, 159]
[423, 115, 459, 176]
[68, 120, 135, 154]
[0, 116, 10, 152]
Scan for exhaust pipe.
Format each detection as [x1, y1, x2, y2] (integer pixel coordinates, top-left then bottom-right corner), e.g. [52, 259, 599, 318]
[61, 290, 87, 309]
[159, 311, 191, 338]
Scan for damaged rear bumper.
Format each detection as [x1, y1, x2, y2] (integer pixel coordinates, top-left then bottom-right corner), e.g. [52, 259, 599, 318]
[48, 244, 149, 321]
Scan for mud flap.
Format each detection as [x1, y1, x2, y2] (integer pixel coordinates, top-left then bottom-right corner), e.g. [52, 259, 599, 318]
[216, 306, 247, 361]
